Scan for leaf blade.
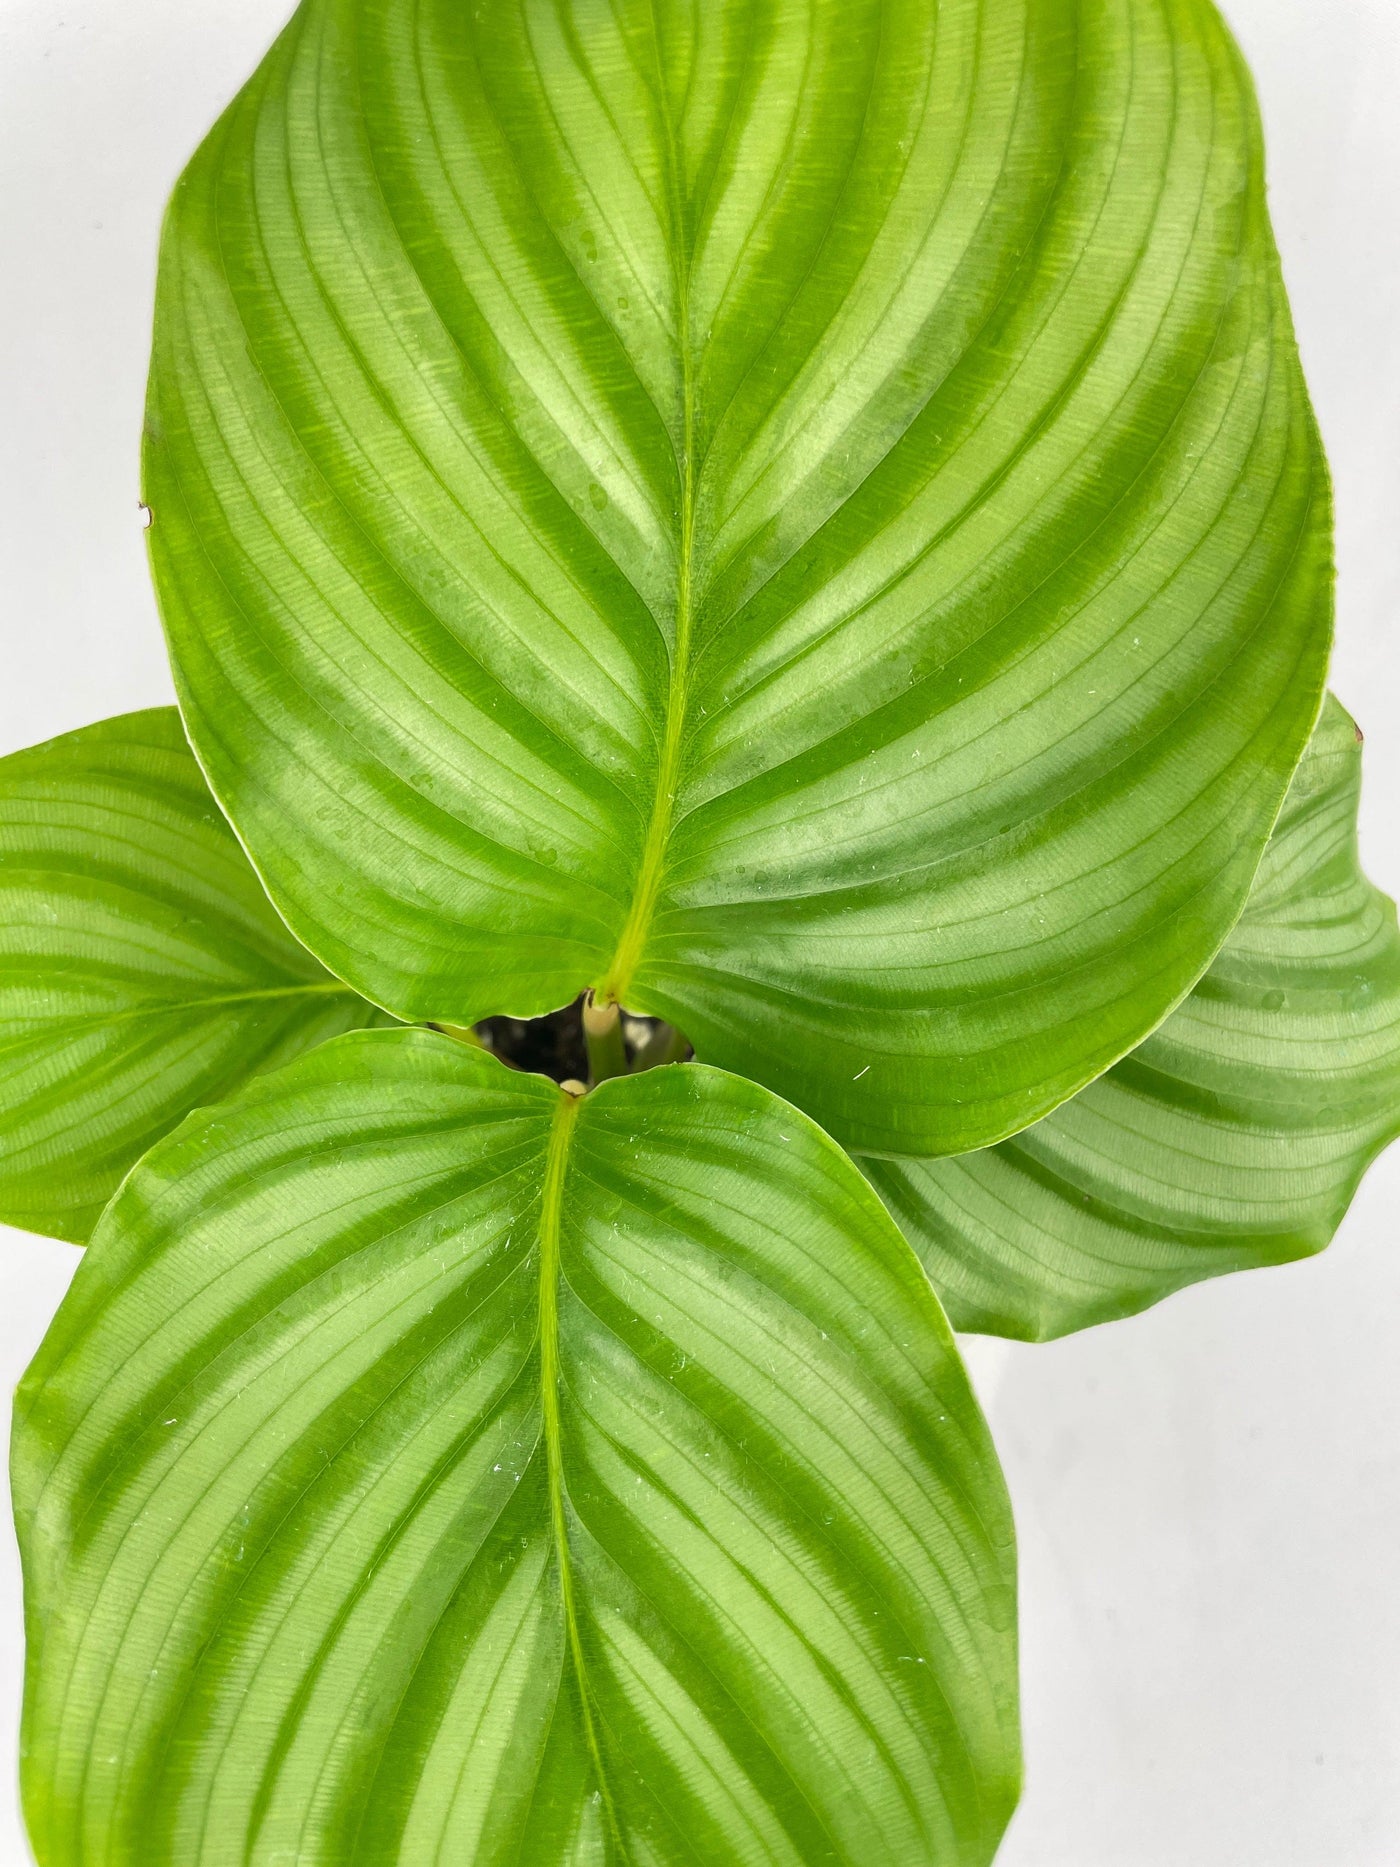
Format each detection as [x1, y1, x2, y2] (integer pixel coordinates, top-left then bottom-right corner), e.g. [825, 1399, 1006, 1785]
[145, 0, 1332, 1153]
[14, 1032, 1018, 1865]
[0, 708, 387, 1243]
[866, 696, 1400, 1339]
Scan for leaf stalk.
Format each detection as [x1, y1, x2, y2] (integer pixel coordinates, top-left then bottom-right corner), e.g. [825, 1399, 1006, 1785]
[582, 996, 628, 1086]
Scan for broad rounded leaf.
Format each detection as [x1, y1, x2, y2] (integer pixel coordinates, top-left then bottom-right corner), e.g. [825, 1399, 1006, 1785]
[866, 697, 1400, 1340]
[144, 0, 1330, 1155]
[0, 709, 386, 1243]
[14, 1032, 1018, 1865]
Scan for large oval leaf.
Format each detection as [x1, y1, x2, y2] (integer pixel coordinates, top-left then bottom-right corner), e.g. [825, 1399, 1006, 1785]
[865, 696, 1400, 1340]
[0, 709, 386, 1244]
[143, 0, 1331, 1155]
[14, 1032, 1018, 1865]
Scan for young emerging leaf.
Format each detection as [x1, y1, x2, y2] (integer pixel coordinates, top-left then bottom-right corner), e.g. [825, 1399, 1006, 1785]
[0, 709, 387, 1243]
[866, 697, 1400, 1339]
[14, 1034, 1018, 1866]
[144, 0, 1331, 1156]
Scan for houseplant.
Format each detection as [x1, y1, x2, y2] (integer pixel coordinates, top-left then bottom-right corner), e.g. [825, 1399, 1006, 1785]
[2, 0, 1400, 1859]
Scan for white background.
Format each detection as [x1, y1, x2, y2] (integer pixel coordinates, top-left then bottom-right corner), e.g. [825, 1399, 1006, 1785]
[1, 1, 1397, 1861]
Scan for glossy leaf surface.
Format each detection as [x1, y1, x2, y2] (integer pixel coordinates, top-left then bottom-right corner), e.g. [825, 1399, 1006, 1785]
[866, 698, 1400, 1340]
[144, 0, 1331, 1155]
[14, 1032, 1019, 1865]
[0, 709, 385, 1244]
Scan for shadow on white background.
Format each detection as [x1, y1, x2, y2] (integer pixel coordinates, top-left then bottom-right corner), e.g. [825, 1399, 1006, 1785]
[1, 1, 1397, 1862]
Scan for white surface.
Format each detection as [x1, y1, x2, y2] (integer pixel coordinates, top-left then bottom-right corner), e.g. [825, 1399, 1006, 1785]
[1, 1, 1397, 1861]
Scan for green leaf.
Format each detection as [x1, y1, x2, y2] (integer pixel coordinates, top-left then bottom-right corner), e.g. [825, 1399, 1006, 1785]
[14, 1033, 1018, 1865]
[0, 709, 387, 1243]
[865, 696, 1400, 1340]
[143, 0, 1331, 1156]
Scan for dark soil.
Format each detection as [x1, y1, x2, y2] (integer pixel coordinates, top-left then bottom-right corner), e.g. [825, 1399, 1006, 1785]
[476, 997, 591, 1084]
[475, 997, 687, 1085]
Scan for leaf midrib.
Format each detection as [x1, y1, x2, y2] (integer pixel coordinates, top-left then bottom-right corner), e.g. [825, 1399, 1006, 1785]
[596, 6, 696, 1009]
[0, 980, 356, 1038]
[537, 1088, 623, 1850]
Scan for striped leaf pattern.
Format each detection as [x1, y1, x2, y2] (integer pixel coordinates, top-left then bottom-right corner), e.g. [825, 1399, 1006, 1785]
[0, 709, 387, 1243]
[866, 697, 1400, 1340]
[14, 1034, 1019, 1865]
[144, 0, 1332, 1157]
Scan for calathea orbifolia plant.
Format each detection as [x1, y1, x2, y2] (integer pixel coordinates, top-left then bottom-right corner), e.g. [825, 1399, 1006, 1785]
[3, 0, 1397, 1861]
